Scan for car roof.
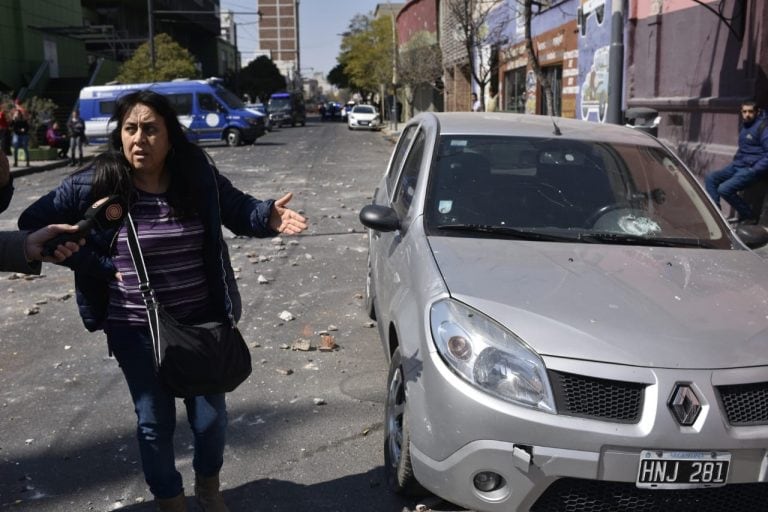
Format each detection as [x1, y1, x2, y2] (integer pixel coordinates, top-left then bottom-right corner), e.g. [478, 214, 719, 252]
[415, 112, 659, 145]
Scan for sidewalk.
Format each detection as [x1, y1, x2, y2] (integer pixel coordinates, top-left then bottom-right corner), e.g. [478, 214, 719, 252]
[7, 144, 105, 179]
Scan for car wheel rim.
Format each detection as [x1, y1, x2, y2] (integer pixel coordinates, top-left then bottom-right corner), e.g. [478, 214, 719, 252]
[386, 366, 405, 468]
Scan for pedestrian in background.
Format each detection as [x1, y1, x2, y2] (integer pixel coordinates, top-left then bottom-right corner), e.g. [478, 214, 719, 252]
[471, 92, 483, 112]
[46, 121, 69, 158]
[0, 108, 9, 155]
[67, 108, 86, 166]
[9, 109, 30, 167]
[705, 100, 768, 225]
[19, 90, 307, 512]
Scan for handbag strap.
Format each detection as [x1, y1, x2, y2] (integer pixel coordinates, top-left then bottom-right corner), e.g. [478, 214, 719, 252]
[124, 213, 164, 367]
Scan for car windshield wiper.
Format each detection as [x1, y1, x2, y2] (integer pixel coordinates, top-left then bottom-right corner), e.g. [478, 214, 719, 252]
[435, 224, 581, 242]
[577, 232, 717, 248]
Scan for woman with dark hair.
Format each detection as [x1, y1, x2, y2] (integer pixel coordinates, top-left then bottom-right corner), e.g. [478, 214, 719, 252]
[18, 90, 307, 512]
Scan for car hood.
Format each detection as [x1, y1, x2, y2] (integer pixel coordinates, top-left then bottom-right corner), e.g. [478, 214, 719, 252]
[429, 237, 768, 369]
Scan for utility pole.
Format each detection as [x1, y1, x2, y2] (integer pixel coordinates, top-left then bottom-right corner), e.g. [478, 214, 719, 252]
[606, 0, 624, 124]
[147, 0, 156, 76]
[387, 1, 398, 131]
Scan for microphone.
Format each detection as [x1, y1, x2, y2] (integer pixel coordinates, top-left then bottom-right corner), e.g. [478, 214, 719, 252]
[42, 195, 127, 256]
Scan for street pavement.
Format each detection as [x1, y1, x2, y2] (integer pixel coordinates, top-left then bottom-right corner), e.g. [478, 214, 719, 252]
[0, 118, 468, 512]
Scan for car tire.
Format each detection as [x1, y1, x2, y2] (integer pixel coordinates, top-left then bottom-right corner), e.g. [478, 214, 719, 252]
[225, 128, 241, 147]
[384, 348, 427, 497]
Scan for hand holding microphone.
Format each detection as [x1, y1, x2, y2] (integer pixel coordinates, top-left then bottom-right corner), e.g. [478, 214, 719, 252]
[41, 195, 127, 258]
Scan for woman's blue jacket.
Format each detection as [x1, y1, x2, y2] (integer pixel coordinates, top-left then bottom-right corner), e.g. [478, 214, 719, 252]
[18, 161, 277, 332]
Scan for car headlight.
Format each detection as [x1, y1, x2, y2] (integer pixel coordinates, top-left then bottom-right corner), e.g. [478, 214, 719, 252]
[430, 299, 555, 413]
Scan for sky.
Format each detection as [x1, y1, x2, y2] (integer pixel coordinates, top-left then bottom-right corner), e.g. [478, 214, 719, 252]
[220, 0, 387, 77]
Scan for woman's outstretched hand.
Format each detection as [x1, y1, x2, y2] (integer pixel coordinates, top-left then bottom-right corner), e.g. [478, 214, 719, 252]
[269, 193, 307, 235]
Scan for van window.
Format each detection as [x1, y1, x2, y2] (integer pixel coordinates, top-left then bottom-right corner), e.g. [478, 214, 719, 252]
[199, 93, 224, 113]
[99, 101, 116, 116]
[166, 93, 193, 115]
[216, 87, 245, 109]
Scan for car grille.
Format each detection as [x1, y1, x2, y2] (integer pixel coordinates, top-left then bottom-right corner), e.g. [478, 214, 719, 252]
[530, 478, 768, 512]
[717, 381, 768, 425]
[549, 370, 644, 423]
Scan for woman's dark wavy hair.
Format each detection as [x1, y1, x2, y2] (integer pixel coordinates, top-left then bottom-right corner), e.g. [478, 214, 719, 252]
[94, 89, 204, 216]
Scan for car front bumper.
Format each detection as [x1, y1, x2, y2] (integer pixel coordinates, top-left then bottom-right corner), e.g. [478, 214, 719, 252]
[348, 118, 380, 130]
[407, 349, 768, 511]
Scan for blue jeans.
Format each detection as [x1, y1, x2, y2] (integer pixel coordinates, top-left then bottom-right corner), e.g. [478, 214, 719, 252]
[12, 133, 29, 164]
[106, 325, 227, 499]
[705, 163, 762, 220]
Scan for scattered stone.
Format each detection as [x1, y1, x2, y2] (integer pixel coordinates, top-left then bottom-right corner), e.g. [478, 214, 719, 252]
[276, 368, 294, 376]
[304, 253, 313, 260]
[278, 310, 295, 322]
[271, 237, 285, 246]
[291, 338, 312, 351]
[327, 325, 338, 332]
[249, 342, 261, 349]
[25, 439, 34, 445]
[318, 334, 337, 352]
[354, 293, 363, 299]
[313, 398, 326, 406]
[257, 275, 270, 284]
[24, 306, 40, 316]
[279, 343, 290, 350]
[364, 321, 376, 328]
[35, 299, 48, 305]
[64, 345, 72, 350]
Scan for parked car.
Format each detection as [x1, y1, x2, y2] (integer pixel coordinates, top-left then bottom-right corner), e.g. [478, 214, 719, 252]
[347, 104, 381, 131]
[359, 112, 768, 512]
[78, 78, 266, 146]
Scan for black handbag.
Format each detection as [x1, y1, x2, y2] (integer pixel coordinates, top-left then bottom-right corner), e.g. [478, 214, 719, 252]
[125, 213, 252, 398]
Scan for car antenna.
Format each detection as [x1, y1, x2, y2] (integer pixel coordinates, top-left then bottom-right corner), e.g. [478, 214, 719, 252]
[552, 117, 562, 136]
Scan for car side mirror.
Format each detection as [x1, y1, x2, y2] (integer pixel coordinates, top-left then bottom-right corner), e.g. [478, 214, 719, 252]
[735, 225, 768, 249]
[359, 204, 401, 232]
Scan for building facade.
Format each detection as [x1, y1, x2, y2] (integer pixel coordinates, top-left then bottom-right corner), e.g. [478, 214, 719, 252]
[257, 0, 300, 89]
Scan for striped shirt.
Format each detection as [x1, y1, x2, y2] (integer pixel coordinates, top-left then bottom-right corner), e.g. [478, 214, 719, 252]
[107, 190, 211, 326]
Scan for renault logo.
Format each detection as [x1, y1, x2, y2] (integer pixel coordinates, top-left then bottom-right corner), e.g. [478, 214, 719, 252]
[669, 384, 701, 426]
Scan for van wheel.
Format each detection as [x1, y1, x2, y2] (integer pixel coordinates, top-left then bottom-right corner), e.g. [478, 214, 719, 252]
[225, 129, 241, 147]
[384, 348, 427, 497]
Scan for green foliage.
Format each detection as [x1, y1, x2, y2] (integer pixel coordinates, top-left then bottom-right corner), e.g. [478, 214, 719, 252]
[338, 14, 394, 96]
[237, 56, 286, 103]
[327, 63, 350, 90]
[1, 93, 57, 147]
[116, 33, 199, 83]
[398, 31, 442, 89]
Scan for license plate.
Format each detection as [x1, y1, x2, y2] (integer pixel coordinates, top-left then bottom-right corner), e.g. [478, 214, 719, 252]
[359, 121, 369, 125]
[636, 451, 730, 489]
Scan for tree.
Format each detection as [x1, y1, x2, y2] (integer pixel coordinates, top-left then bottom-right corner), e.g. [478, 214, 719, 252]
[445, 0, 511, 111]
[238, 56, 286, 103]
[116, 33, 198, 83]
[398, 31, 443, 115]
[327, 63, 351, 91]
[338, 14, 394, 98]
[521, 0, 554, 115]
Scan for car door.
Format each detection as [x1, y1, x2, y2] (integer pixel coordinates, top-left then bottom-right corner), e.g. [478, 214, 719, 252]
[369, 123, 428, 340]
[196, 92, 227, 139]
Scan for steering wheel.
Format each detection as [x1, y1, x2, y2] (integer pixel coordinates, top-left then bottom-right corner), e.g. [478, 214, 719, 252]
[584, 203, 629, 227]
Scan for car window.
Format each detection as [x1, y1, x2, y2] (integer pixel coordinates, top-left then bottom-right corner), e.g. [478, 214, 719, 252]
[166, 94, 193, 116]
[392, 129, 426, 217]
[386, 125, 418, 195]
[354, 106, 375, 114]
[425, 134, 729, 247]
[199, 93, 224, 113]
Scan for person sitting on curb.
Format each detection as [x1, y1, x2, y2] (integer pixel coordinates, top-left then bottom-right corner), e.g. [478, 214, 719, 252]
[705, 100, 768, 225]
[46, 121, 70, 158]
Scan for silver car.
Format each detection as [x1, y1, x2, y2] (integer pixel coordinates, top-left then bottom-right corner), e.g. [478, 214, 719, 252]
[359, 112, 768, 511]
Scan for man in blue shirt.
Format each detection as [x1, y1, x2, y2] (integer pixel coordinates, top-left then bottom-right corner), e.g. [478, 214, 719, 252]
[705, 101, 768, 224]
